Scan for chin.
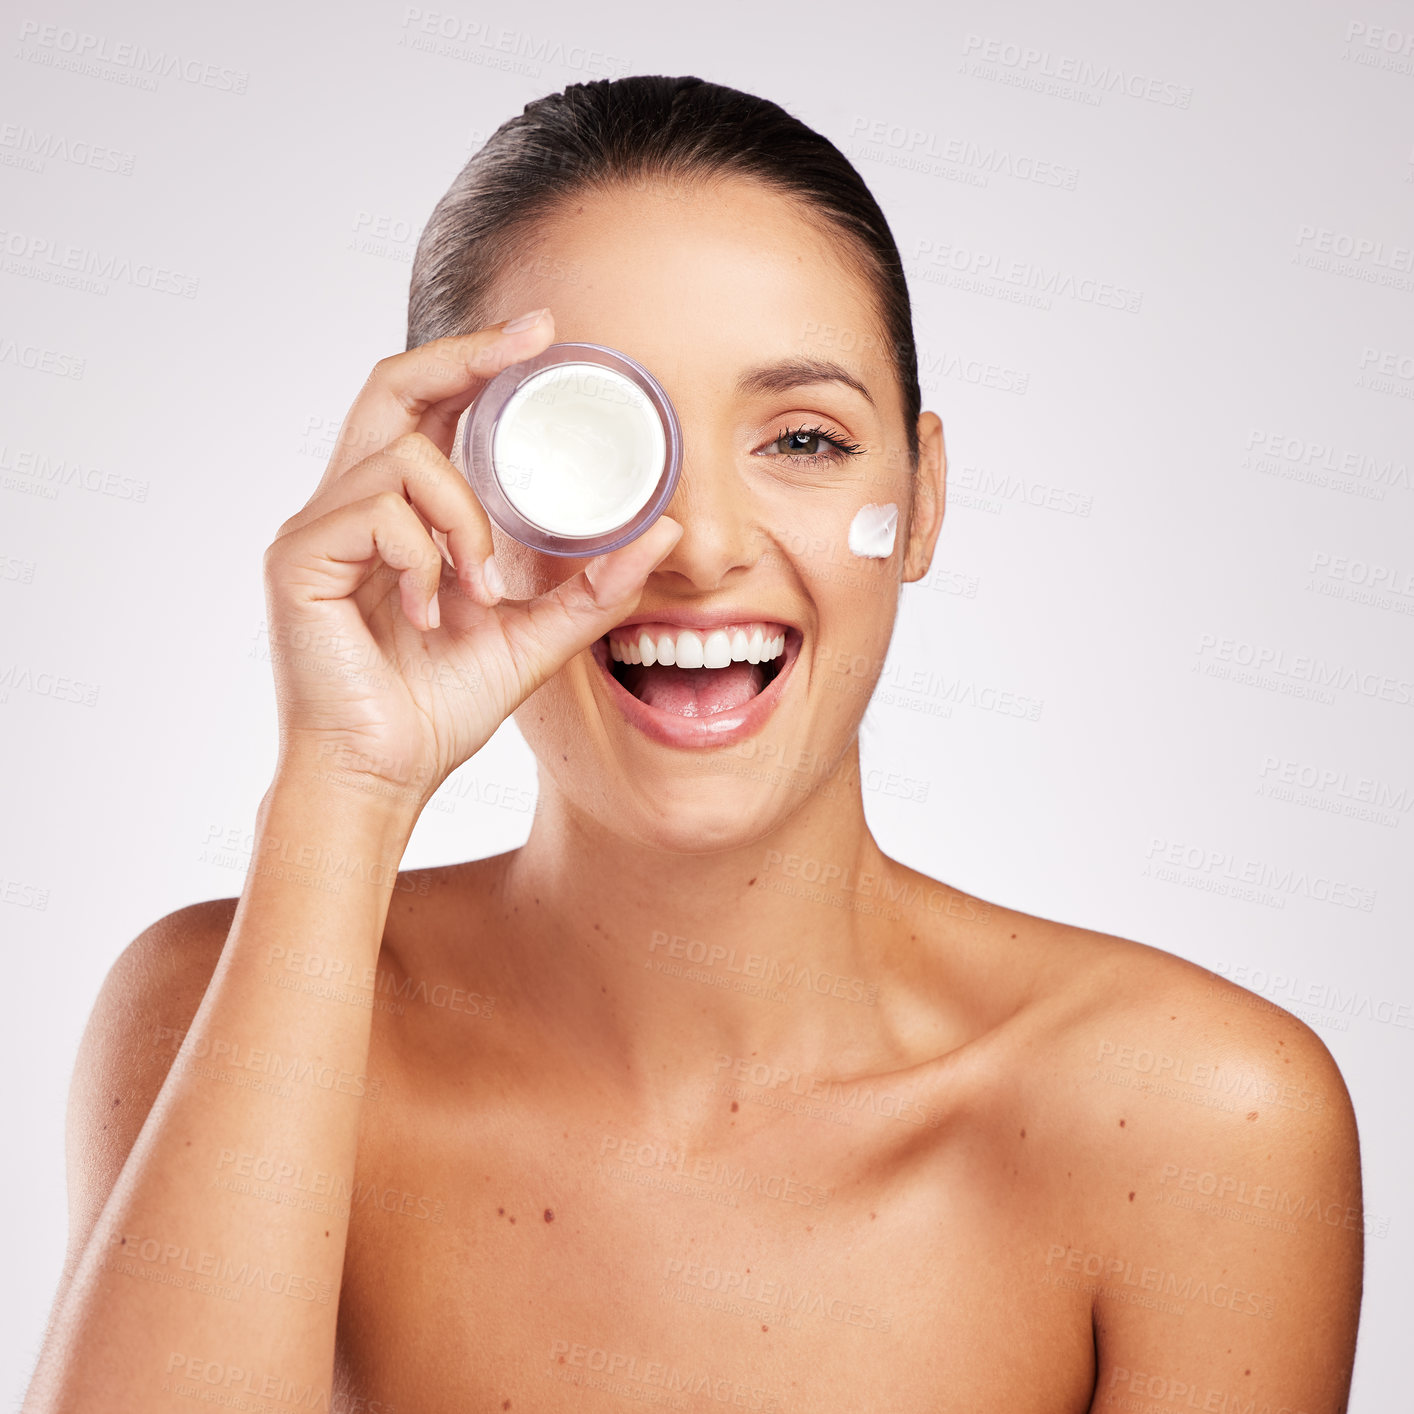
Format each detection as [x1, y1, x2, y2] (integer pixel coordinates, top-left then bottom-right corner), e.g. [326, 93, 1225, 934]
[514, 602, 875, 847]
[516, 674, 843, 858]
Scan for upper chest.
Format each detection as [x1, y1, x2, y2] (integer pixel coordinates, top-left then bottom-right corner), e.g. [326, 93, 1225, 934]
[332, 1016, 1098, 1414]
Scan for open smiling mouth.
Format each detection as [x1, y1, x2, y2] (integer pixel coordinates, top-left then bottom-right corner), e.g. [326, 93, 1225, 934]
[589, 620, 801, 746]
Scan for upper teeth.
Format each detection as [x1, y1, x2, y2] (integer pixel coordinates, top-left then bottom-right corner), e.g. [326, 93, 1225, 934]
[608, 622, 788, 669]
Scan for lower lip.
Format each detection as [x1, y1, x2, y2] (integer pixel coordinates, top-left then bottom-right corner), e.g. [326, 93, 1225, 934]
[589, 631, 802, 749]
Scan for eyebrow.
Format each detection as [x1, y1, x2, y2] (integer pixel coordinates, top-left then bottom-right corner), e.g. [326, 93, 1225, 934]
[734, 357, 875, 409]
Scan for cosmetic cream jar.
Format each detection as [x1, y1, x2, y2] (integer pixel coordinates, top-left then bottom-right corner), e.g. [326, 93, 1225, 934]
[459, 341, 683, 556]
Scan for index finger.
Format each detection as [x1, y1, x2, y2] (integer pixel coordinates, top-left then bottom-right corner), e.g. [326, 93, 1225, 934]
[319, 309, 556, 487]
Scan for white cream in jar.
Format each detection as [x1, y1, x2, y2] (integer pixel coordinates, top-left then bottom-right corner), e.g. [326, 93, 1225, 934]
[493, 363, 666, 537]
[461, 342, 682, 556]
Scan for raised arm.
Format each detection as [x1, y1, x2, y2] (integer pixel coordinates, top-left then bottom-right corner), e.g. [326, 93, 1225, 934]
[21, 309, 685, 1413]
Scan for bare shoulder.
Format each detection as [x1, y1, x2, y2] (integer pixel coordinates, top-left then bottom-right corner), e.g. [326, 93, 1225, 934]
[70, 896, 240, 1122]
[942, 887, 1361, 1177]
[896, 866, 1355, 1122]
[1008, 903, 1358, 1163]
[69, 863, 461, 1194]
[939, 889, 1363, 1408]
[59, 864, 445, 1294]
[60, 898, 240, 1293]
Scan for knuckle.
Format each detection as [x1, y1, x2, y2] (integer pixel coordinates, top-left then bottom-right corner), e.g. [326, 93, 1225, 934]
[408, 531, 439, 567]
[369, 352, 400, 382]
[556, 575, 596, 617]
[386, 429, 439, 465]
[372, 488, 410, 517]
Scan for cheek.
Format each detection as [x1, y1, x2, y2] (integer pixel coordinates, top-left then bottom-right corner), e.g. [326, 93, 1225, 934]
[772, 493, 901, 700]
[746, 446, 911, 571]
[756, 486, 906, 593]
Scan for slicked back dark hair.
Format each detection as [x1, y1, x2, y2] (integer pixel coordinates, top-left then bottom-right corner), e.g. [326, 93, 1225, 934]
[409, 74, 921, 470]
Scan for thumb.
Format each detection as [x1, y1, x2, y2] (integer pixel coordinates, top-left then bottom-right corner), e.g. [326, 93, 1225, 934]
[582, 515, 685, 604]
[497, 516, 685, 684]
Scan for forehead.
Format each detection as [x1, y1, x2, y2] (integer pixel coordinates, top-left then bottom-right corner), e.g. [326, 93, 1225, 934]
[487, 175, 894, 406]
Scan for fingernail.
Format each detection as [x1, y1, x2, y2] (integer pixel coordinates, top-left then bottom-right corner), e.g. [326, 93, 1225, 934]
[482, 555, 506, 599]
[502, 307, 548, 334]
[427, 592, 440, 629]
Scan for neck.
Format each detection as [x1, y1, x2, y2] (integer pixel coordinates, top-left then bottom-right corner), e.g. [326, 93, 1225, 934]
[498, 742, 900, 1102]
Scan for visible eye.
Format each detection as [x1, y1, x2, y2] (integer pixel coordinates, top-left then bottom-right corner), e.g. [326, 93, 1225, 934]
[759, 423, 865, 465]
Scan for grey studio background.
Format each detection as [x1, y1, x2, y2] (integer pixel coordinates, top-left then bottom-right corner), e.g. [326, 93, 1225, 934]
[2, 0, 1411, 1406]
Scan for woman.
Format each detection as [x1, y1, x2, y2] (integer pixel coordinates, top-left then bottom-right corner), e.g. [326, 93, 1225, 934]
[25, 76, 1361, 1413]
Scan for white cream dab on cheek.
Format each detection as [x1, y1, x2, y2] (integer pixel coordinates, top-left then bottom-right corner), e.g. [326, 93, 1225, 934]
[493, 363, 665, 536]
[848, 502, 899, 559]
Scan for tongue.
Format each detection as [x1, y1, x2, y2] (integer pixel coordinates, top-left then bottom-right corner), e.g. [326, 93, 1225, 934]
[620, 661, 767, 716]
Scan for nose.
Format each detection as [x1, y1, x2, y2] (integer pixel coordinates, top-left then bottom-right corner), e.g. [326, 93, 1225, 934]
[652, 430, 763, 591]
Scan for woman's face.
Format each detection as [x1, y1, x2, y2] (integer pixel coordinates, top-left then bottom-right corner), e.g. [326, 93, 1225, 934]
[483, 175, 945, 853]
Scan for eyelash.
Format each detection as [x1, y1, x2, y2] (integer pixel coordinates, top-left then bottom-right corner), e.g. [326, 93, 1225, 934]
[763, 423, 866, 465]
